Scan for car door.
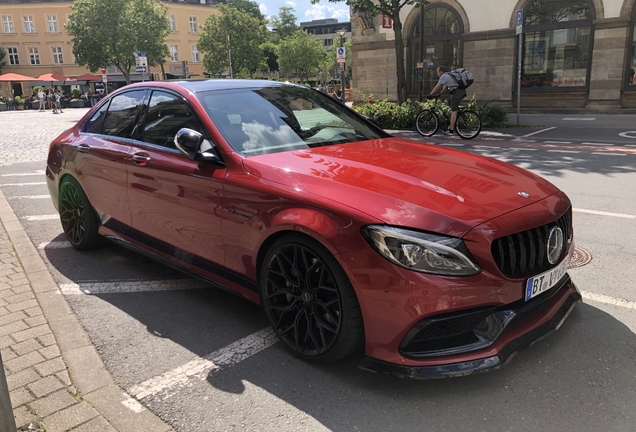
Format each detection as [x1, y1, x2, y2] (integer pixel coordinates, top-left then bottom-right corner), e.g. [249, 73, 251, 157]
[74, 89, 147, 226]
[127, 89, 227, 268]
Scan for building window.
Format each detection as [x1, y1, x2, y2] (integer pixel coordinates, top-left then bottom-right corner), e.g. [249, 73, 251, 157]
[23, 15, 35, 33]
[8, 47, 19, 65]
[408, 5, 463, 96]
[189, 17, 197, 33]
[168, 14, 176, 32]
[323, 38, 333, 47]
[46, 15, 59, 33]
[191, 45, 200, 62]
[28, 47, 40, 65]
[2, 16, 14, 33]
[521, 0, 593, 89]
[170, 45, 179, 62]
[52, 47, 63, 64]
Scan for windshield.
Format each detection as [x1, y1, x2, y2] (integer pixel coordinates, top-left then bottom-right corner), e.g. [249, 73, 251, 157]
[195, 85, 387, 156]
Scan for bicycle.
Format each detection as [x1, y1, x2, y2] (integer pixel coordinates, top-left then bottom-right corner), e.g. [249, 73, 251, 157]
[415, 95, 482, 140]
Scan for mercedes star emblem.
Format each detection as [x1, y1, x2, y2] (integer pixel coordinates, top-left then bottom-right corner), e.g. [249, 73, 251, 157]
[546, 226, 564, 265]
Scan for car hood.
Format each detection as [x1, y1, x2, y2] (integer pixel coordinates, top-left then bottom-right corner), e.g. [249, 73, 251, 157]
[241, 138, 560, 237]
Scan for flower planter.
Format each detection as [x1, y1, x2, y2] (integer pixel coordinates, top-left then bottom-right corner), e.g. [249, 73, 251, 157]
[70, 100, 86, 108]
[0, 104, 6, 112]
[16, 105, 24, 110]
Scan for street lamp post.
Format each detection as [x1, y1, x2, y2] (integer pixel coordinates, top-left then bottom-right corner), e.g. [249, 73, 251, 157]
[227, 35, 233, 79]
[335, 28, 347, 104]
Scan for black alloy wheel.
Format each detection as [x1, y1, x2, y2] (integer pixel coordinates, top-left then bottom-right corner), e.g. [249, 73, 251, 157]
[58, 177, 102, 250]
[260, 234, 364, 363]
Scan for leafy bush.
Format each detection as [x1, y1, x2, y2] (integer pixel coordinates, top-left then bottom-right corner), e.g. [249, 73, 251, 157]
[71, 88, 82, 99]
[477, 100, 508, 128]
[14, 96, 25, 105]
[33, 86, 44, 94]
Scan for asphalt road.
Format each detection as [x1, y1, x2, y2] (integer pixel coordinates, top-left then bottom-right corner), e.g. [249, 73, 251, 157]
[1, 109, 635, 431]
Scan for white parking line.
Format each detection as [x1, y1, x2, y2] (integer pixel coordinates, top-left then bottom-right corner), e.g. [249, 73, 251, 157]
[59, 278, 211, 295]
[573, 208, 635, 219]
[130, 328, 278, 400]
[440, 143, 464, 147]
[582, 142, 614, 146]
[562, 118, 596, 121]
[548, 150, 580, 154]
[38, 241, 71, 249]
[590, 152, 626, 156]
[8, 195, 50, 199]
[24, 214, 58, 221]
[509, 147, 538, 151]
[581, 290, 636, 310]
[0, 182, 47, 187]
[522, 127, 556, 138]
[0, 171, 45, 177]
[544, 141, 572, 144]
[472, 145, 500, 149]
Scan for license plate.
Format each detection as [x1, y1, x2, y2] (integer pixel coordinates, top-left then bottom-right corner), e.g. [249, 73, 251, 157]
[525, 256, 570, 301]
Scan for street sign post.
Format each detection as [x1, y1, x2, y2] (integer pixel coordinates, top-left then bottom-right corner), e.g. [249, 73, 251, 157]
[336, 47, 346, 63]
[134, 51, 148, 82]
[516, 9, 523, 125]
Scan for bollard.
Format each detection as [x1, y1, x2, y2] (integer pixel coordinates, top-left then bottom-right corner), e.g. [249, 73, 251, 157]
[0, 352, 17, 432]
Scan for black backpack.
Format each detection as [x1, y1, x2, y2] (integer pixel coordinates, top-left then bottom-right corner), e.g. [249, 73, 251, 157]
[447, 68, 474, 90]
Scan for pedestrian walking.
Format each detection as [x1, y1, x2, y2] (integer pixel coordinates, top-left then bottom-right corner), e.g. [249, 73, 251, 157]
[37, 88, 46, 111]
[53, 90, 63, 114]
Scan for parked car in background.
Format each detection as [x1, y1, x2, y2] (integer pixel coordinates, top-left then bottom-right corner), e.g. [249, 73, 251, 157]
[45, 79, 580, 378]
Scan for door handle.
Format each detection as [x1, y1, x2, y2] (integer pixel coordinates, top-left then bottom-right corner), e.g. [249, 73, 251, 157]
[77, 144, 90, 153]
[132, 152, 151, 166]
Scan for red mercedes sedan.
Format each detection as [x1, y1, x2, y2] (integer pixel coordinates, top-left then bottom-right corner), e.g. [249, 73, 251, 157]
[46, 80, 580, 378]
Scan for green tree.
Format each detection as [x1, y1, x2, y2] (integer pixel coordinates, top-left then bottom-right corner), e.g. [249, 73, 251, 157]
[269, 6, 299, 39]
[276, 29, 326, 81]
[312, 0, 429, 103]
[66, 0, 169, 84]
[260, 41, 279, 74]
[225, 0, 266, 22]
[0, 47, 6, 74]
[198, 4, 268, 77]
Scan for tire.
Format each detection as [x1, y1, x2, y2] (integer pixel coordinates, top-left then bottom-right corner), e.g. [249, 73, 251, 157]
[58, 176, 102, 250]
[260, 234, 364, 363]
[415, 110, 438, 137]
[456, 110, 482, 140]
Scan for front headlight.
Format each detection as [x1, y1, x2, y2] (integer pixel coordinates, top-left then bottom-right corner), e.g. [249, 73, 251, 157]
[361, 225, 481, 276]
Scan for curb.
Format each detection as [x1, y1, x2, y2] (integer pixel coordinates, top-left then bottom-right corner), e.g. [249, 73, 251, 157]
[0, 188, 173, 431]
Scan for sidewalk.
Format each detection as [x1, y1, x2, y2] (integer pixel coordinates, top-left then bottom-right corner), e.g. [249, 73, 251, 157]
[0, 189, 173, 431]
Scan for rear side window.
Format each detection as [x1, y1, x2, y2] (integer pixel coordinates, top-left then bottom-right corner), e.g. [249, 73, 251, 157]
[102, 90, 147, 138]
[141, 90, 202, 149]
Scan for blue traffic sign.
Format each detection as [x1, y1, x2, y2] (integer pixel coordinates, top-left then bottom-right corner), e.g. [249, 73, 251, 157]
[133, 51, 148, 57]
[516, 9, 523, 26]
[135, 66, 147, 73]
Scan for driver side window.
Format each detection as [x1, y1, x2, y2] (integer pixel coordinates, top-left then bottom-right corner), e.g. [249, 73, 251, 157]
[142, 90, 202, 149]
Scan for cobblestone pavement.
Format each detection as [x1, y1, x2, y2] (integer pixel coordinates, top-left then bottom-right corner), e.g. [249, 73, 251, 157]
[0, 109, 90, 167]
[0, 108, 173, 431]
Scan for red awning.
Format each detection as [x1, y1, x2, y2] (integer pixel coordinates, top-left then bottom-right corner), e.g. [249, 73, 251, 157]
[34, 73, 76, 82]
[0, 73, 37, 82]
[72, 73, 104, 81]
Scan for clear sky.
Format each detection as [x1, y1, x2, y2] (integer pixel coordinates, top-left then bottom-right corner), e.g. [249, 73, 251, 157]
[258, 0, 350, 25]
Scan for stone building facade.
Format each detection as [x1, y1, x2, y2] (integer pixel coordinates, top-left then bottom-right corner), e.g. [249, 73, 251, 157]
[351, 0, 636, 111]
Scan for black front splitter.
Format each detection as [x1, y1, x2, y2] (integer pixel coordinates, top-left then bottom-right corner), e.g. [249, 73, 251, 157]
[358, 291, 581, 379]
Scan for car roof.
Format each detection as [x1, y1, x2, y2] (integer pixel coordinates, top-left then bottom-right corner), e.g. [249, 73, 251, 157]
[131, 79, 295, 94]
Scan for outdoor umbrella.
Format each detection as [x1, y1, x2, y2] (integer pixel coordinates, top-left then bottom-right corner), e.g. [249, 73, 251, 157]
[34, 73, 76, 86]
[0, 73, 37, 82]
[72, 73, 103, 81]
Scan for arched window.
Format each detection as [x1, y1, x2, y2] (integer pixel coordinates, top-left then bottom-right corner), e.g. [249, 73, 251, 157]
[521, 0, 594, 89]
[408, 5, 463, 97]
[628, 6, 636, 87]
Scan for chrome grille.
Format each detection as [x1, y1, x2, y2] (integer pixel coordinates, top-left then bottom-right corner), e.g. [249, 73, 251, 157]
[491, 208, 571, 278]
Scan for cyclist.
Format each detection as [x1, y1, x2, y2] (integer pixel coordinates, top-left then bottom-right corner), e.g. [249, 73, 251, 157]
[428, 66, 466, 135]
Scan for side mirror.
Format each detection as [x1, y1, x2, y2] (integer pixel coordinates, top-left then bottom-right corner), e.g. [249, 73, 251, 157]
[175, 128, 224, 165]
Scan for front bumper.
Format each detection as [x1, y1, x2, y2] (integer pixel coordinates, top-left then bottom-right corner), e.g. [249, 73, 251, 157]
[358, 280, 580, 378]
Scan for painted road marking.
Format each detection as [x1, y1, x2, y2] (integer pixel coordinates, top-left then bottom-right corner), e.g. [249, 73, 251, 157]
[573, 208, 635, 219]
[544, 141, 572, 144]
[522, 127, 556, 137]
[0, 171, 45, 177]
[440, 143, 464, 147]
[38, 241, 71, 250]
[580, 290, 636, 310]
[548, 150, 580, 153]
[0, 182, 47, 187]
[591, 152, 626, 156]
[472, 145, 500, 149]
[509, 148, 538, 151]
[130, 328, 279, 400]
[582, 142, 614, 146]
[562, 118, 596, 121]
[59, 278, 211, 295]
[618, 131, 636, 139]
[24, 214, 58, 221]
[8, 195, 50, 199]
